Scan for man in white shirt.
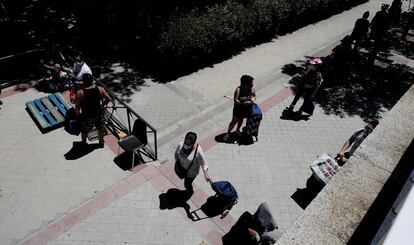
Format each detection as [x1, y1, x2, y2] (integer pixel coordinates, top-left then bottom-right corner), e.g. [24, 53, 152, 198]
[174, 132, 211, 195]
[72, 53, 92, 81]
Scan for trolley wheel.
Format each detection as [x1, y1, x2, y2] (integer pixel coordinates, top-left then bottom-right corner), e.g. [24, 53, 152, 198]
[221, 210, 230, 219]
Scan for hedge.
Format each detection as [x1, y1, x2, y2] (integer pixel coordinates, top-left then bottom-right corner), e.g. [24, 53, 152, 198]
[157, 0, 367, 69]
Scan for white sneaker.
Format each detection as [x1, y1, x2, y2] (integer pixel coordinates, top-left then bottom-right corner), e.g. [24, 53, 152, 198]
[223, 133, 230, 141]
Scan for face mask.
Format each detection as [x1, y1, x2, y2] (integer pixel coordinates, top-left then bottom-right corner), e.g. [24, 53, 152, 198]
[183, 144, 192, 150]
[75, 61, 83, 66]
[365, 126, 373, 135]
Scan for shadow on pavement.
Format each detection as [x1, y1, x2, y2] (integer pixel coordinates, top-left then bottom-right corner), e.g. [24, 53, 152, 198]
[215, 132, 254, 145]
[113, 151, 144, 171]
[291, 175, 325, 210]
[64, 141, 101, 160]
[282, 29, 414, 121]
[190, 195, 235, 221]
[90, 59, 147, 103]
[280, 108, 310, 121]
[215, 133, 237, 144]
[159, 188, 192, 219]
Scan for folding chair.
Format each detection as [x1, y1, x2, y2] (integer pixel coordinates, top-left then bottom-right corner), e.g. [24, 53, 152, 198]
[118, 118, 148, 170]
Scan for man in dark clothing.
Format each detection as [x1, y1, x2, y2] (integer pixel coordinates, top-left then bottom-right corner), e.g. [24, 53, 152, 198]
[402, 8, 414, 40]
[351, 11, 370, 49]
[75, 74, 112, 147]
[370, 4, 389, 40]
[369, 4, 390, 64]
[388, 0, 402, 23]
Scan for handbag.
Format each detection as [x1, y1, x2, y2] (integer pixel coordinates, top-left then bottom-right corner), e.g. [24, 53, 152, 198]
[174, 145, 198, 179]
[64, 107, 80, 135]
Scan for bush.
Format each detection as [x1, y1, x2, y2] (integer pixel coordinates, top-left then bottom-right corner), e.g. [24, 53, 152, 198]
[156, 0, 367, 72]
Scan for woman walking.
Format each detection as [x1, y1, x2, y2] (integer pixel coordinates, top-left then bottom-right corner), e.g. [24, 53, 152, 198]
[174, 132, 211, 195]
[223, 75, 256, 141]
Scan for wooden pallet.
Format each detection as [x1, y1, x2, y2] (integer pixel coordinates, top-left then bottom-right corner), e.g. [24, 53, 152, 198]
[26, 92, 72, 131]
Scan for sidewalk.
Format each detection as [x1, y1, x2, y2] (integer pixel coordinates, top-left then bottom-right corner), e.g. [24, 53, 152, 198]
[0, 0, 397, 244]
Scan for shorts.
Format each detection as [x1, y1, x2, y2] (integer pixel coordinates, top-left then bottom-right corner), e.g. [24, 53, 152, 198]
[232, 104, 252, 119]
[79, 114, 105, 133]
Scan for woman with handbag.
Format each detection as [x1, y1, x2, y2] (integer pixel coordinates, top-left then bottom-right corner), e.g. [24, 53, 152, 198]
[174, 132, 211, 195]
[223, 75, 256, 142]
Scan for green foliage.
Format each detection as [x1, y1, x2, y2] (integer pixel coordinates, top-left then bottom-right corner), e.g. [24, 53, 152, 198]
[157, 0, 367, 68]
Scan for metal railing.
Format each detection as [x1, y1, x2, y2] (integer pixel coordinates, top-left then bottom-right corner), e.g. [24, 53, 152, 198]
[0, 48, 44, 89]
[55, 50, 157, 160]
[0, 48, 43, 62]
[0, 48, 158, 160]
[96, 79, 158, 161]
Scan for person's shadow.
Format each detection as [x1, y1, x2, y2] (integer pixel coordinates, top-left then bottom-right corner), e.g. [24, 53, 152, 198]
[280, 108, 310, 121]
[291, 175, 325, 209]
[64, 141, 101, 160]
[215, 132, 254, 145]
[159, 188, 192, 219]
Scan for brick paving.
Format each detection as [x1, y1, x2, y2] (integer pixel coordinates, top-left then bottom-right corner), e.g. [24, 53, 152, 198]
[0, 0, 400, 244]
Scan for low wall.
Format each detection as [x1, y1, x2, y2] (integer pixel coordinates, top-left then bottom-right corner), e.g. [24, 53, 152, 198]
[276, 84, 414, 244]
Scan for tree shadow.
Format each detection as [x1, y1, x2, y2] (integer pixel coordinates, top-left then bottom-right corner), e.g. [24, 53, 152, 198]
[64, 141, 102, 160]
[88, 59, 148, 103]
[385, 30, 414, 60]
[291, 175, 325, 210]
[281, 36, 414, 121]
[316, 60, 413, 121]
[380, 13, 414, 60]
[159, 188, 192, 219]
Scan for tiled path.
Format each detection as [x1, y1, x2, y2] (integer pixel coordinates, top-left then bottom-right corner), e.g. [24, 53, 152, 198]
[0, 0, 399, 244]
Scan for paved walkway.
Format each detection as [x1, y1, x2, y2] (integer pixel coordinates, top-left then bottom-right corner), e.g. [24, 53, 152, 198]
[0, 0, 401, 244]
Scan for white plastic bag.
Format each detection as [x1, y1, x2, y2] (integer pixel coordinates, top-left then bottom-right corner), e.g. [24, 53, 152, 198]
[310, 153, 341, 185]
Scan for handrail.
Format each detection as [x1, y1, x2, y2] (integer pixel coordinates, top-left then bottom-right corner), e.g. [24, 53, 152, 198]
[0, 48, 44, 89]
[0, 48, 43, 61]
[0, 47, 158, 162]
[96, 80, 156, 133]
[95, 79, 158, 160]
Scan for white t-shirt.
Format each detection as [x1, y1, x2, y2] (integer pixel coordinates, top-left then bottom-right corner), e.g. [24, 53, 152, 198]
[73, 62, 92, 81]
[174, 143, 208, 178]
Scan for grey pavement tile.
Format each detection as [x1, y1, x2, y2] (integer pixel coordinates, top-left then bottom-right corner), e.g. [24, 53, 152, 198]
[1, 1, 400, 243]
[0, 90, 131, 244]
[53, 182, 205, 245]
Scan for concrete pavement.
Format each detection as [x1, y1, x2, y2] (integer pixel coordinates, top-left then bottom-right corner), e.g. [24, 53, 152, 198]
[0, 0, 400, 244]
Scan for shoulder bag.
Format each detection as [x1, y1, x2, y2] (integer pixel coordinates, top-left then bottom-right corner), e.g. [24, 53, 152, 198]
[174, 145, 198, 179]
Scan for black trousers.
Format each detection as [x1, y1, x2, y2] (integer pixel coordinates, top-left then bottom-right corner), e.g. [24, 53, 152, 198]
[184, 177, 196, 193]
[291, 91, 311, 109]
